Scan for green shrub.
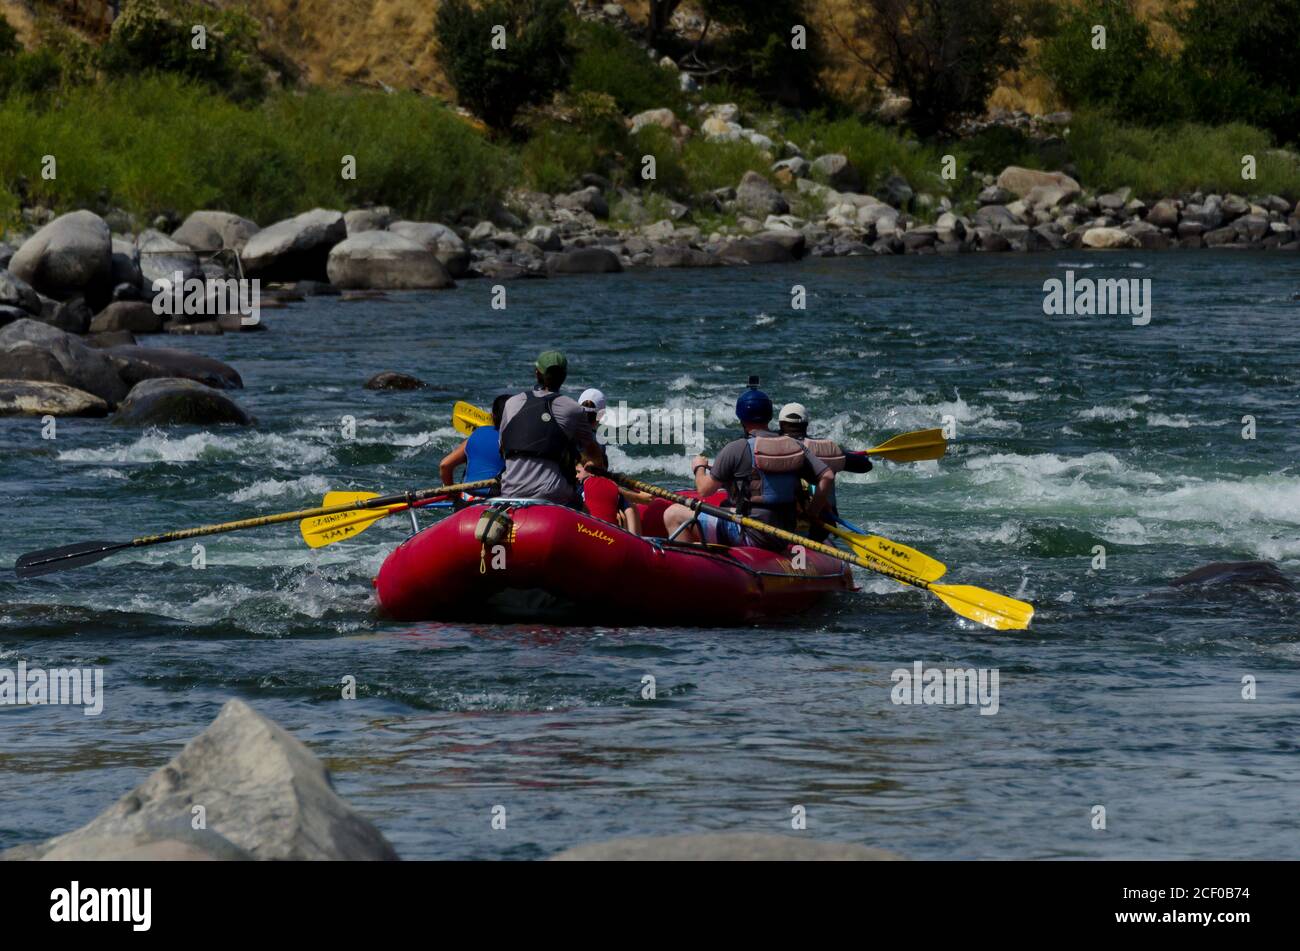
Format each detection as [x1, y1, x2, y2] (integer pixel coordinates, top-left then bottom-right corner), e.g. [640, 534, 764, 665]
[0, 14, 18, 58]
[0, 75, 512, 223]
[436, 0, 572, 134]
[519, 92, 630, 192]
[1065, 112, 1300, 198]
[680, 137, 773, 193]
[786, 115, 947, 196]
[570, 19, 681, 115]
[629, 125, 689, 196]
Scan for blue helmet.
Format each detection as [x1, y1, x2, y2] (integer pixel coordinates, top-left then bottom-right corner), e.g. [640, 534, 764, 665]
[735, 384, 773, 424]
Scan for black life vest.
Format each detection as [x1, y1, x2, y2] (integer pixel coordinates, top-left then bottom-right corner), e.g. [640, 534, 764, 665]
[500, 392, 574, 468]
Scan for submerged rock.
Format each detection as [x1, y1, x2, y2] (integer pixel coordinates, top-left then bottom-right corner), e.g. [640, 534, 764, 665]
[115, 377, 255, 426]
[105, 344, 243, 390]
[365, 370, 428, 390]
[6, 699, 397, 860]
[1169, 561, 1294, 590]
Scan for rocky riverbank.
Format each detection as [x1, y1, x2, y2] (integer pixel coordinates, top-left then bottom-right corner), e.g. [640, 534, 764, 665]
[2, 133, 1296, 423]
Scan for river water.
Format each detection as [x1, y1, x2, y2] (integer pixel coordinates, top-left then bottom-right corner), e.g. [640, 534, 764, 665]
[2, 251, 1298, 859]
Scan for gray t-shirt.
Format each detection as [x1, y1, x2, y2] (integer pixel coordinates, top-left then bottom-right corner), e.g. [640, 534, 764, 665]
[711, 431, 827, 527]
[498, 386, 593, 503]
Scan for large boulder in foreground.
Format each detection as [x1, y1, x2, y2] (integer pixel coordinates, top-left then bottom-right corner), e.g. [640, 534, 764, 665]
[241, 209, 346, 282]
[8, 210, 113, 309]
[115, 378, 254, 426]
[550, 834, 904, 861]
[104, 344, 243, 390]
[6, 699, 397, 860]
[995, 166, 1081, 200]
[172, 211, 260, 254]
[386, 221, 471, 277]
[0, 380, 109, 417]
[547, 247, 623, 275]
[0, 319, 128, 405]
[326, 232, 453, 290]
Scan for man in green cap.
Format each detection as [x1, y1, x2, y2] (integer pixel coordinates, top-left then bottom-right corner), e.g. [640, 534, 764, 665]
[497, 350, 600, 504]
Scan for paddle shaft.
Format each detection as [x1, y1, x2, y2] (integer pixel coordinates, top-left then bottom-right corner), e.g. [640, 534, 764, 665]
[597, 470, 933, 592]
[16, 478, 498, 576]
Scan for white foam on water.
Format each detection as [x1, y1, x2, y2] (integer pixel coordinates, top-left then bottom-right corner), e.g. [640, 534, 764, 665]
[1076, 405, 1138, 422]
[668, 374, 695, 391]
[85, 468, 128, 480]
[754, 312, 776, 326]
[1146, 413, 1194, 428]
[228, 474, 333, 503]
[58, 429, 332, 468]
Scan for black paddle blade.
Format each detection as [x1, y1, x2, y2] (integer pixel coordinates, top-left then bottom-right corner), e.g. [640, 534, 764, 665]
[14, 541, 128, 579]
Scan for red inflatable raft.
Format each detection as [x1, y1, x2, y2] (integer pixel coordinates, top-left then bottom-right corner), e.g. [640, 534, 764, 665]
[374, 501, 854, 624]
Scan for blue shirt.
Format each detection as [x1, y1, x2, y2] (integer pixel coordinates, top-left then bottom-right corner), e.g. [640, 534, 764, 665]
[464, 425, 504, 491]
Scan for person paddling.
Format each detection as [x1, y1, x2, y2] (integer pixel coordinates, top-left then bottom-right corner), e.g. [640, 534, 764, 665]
[498, 350, 599, 505]
[777, 402, 875, 476]
[440, 393, 508, 497]
[576, 444, 641, 534]
[662, 380, 834, 550]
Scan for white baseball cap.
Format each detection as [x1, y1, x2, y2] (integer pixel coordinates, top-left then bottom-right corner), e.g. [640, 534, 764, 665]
[579, 388, 607, 418]
[778, 402, 808, 424]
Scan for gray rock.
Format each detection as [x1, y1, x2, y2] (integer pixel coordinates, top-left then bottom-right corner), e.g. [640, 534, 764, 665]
[1203, 225, 1239, 247]
[242, 209, 346, 282]
[648, 245, 720, 268]
[0, 305, 29, 328]
[995, 166, 1080, 199]
[973, 204, 1020, 231]
[976, 229, 1010, 252]
[89, 301, 165, 334]
[1097, 187, 1132, 211]
[978, 185, 1013, 205]
[1081, 226, 1140, 249]
[1219, 194, 1250, 222]
[111, 238, 144, 297]
[720, 237, 797, 264]
[0, 269, 41, 315]
[35, 296, 92, 334]
[523, 225, 562, 252]
[1257, 195, 1292, 215]
[755, 229, 806, 258]
[555, 186, 609, 219]
[10, 699, 395, 860]
[343, 208, 393, 236]
[547, 247, 623, 275]
[115, 377, 254, 426]
[387, 221, 471, 277]
[104, 345, 243, 390]
[0, 243, 13, 270]
[84, 330, 138, 349]
[137, 230, 203, 289]
[875, 174, 913, 208]
[1169, 560, 1294, 590]
[935, 212, 966, 243]
[772, 157, 811, 179]
[0, 319, 127, 405]
[1177, 220, 1207, 238]
[1232, 214, 1269, 241]
[172, 211, 259, 254]
[1027, 184, 1073, 209]
[550, 833, 903, 861]
[0, 380, 109, 418]
[810, 153, 861, 192]
[1145, 198, 1180, 229]
[8, 210, 113, 309]
[39, 826, 253, 861]
[325, 232, 453, 290]
[735, 171, 789, 217]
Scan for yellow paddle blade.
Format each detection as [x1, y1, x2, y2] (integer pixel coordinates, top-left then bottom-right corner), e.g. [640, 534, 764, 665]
[825, 524, 946, 582]
[866, 428, 947, 463]
[453, 401, 492, 436]
[929, 583, 1035, 631]
[299, 492, 394, 548]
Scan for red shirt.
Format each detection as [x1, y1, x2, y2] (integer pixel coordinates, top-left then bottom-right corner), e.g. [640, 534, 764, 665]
[581, 476, 622, 523]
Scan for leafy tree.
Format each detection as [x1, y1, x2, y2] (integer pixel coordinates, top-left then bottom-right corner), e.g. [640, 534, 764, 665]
[0, 13, 19, 58]
[98, 0, 269, 102]
[435, 0, 573, 134]
[835, 0, 1027, 137]
[699, 0, 823, 106]
[1037, 0, 1186, 127]
[1176, 0, 1300, 145]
